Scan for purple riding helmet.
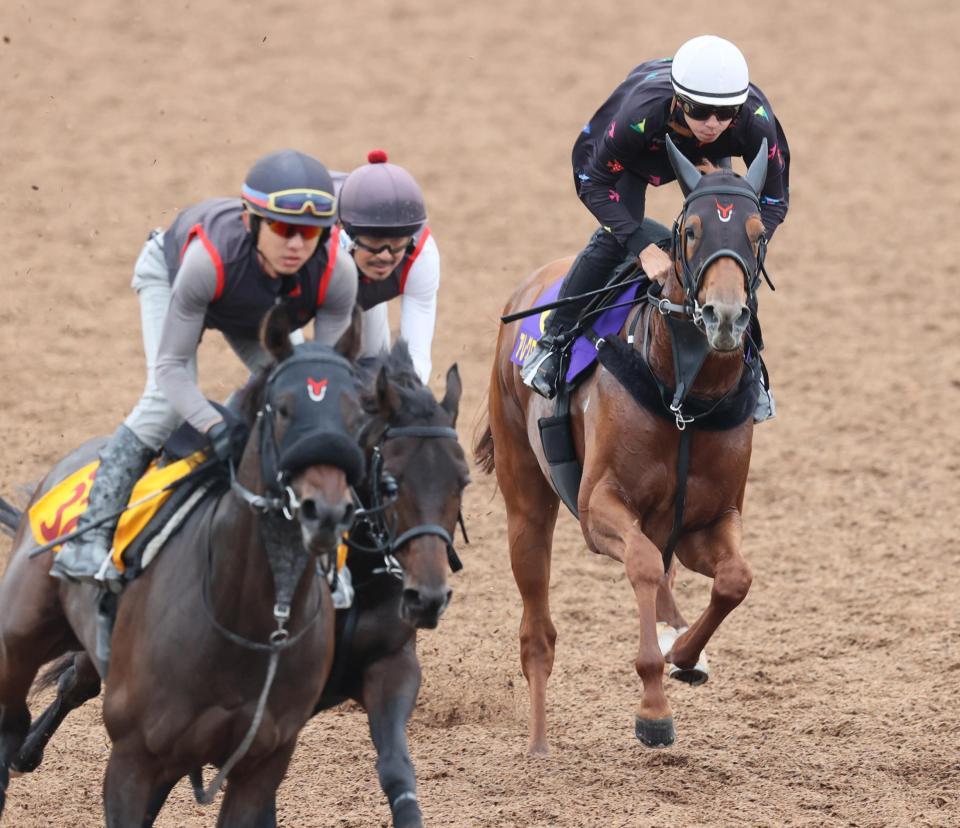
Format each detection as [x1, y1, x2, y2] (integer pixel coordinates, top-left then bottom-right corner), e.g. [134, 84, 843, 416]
[338, 149, 427, 238]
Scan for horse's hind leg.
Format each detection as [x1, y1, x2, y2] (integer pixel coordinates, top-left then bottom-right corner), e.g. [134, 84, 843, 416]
[216, 741, 295, 828]
[0, 583, 73, 815]
[13, 651, 101, 773]
[669, 509, 752, 676]
[489, 393, 561, 755]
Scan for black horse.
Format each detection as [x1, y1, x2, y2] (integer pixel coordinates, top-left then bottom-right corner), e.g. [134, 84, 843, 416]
[3, 340, 470, 828]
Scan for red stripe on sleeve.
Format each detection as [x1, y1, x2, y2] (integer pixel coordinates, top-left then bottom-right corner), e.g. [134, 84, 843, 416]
[317, 225, 341, 306]
[399, 227, 431, 294]
[182, 224, 226, 301]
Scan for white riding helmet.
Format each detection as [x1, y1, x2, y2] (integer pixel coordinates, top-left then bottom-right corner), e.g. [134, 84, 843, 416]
[671, 35, 750, 106]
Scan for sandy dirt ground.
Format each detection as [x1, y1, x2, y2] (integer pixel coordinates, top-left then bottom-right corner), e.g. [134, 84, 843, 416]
[1, 0, 959, 825]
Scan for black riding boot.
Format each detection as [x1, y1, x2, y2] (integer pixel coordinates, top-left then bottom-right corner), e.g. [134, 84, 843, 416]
[521, 229, 629, 398]
[50, 425, 155, 586]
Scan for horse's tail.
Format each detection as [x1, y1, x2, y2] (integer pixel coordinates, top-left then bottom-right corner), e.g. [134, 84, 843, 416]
[473, 398, 496, 475]
[31, 653, 76, 697]
[0, 496, 22, 538]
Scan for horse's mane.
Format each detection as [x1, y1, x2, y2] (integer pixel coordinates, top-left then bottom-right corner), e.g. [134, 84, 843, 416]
[360, 340, 439, 426]
[236, 369, 271, 427]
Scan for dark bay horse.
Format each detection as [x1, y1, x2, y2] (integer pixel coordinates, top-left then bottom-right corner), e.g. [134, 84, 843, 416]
[0, 304, 365, 826]
[4, 341, 470, 828]
[475, 137, 771, 753]
[309, 343, 469, 828]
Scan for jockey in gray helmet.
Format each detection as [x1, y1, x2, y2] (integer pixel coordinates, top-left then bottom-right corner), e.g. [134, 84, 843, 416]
[334, 150, 439, 384]
[51, 149, 358, 587]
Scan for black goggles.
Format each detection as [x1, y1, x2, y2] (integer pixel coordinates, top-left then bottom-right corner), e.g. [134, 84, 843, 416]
[677, 95, 741, 122]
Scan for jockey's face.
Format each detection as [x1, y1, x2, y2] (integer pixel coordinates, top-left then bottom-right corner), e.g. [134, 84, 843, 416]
[683, 111, 735, 144]
[243, 211, 321, 278]
[351, 235, 412, 281]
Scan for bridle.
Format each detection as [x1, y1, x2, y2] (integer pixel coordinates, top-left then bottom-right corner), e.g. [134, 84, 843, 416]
[347, 423, 468, 578]
[651, 177, 774, 327]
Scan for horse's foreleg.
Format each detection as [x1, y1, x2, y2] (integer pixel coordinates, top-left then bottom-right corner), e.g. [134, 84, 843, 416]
[216, 740, 295, 828]
[103, 743, 162, 828]
[585, 484, 673, 747]
[13, 651, 101, 773]
[670, 509, 752, 672]
[362, 643, 423, 828]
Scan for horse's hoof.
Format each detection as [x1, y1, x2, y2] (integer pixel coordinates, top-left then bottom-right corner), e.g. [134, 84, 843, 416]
[10, 747, 43, 775]
[666, 661, 709, 686]
[634, 715, 675, 748]
[392, 796, 423, 828]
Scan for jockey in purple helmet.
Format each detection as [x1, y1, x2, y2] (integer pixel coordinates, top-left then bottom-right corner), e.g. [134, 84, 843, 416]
[521, 35, 790, 421]
[52, 149, 358, 587]
[331, 149, 439, 384]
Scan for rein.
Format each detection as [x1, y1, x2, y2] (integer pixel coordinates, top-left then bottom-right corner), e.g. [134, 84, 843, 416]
[192, 359, 354, 806]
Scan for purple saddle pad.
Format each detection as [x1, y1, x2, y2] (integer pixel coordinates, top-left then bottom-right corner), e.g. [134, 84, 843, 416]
[510, 279, 641, 384]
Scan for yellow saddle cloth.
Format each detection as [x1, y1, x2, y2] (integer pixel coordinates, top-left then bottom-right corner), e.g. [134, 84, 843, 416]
[28, 450, 207, 573]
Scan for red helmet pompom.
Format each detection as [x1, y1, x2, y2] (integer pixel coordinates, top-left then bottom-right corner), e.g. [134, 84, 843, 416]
[367, 149, 389, 164]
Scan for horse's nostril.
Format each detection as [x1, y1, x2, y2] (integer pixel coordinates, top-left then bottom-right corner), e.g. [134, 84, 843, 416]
[737, 307, 751, 329]
[299, 498, 318, 522]
[701, 305, 718, 326]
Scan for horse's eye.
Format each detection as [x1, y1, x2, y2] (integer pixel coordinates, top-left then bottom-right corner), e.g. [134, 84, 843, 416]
[277, 404, 291, 418]
[685, 227, 696, 242]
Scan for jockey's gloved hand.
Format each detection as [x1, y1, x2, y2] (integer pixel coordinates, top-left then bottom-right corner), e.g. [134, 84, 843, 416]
[206, 411, 249, 464]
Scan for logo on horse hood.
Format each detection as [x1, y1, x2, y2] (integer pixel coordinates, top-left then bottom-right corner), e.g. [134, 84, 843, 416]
[716, 200, 734, 222]
[307, 377, 328, 402]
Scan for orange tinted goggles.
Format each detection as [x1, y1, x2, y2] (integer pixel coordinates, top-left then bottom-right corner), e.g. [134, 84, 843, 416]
[265, 219, 324, 241]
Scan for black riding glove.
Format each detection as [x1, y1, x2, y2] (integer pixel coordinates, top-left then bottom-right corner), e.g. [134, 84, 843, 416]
[206, 411, 249, 464]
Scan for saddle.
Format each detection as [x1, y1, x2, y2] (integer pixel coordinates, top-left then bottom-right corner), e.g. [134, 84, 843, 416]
[534, 275, 762, 521]
[27, 406, 230, 583]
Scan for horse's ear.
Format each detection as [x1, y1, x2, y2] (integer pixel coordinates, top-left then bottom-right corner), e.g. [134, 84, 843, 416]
[376, 366, 402, 417]
[440, 363, 462, 427]
[745, 138, 768, 195]
[334, 302, 363, 362]
[665, 134, 701, 197]
[261, 303, 295, 363]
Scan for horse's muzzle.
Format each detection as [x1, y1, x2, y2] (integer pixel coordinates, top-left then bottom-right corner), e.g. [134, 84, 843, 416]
[298, 497, 355, 554]
[701, 301, 751, 352]
[400, 585, 453, 629]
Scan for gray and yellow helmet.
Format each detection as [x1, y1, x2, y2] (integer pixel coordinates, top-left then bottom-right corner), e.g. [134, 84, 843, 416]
[241, 149, 337, 227]
[338, 150, 427, 238]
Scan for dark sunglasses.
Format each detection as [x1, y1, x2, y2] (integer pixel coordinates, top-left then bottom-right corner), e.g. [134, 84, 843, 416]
[677, 95, 741, 122]
[264, 219, 324, 241]
[352, 237, 413, 257]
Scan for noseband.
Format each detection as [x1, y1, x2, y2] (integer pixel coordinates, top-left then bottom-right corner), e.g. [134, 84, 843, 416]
[349, 424, 467, 577]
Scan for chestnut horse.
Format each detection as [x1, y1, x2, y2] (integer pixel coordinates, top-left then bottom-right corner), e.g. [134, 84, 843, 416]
[0, 304, 364, 826]
[3, 341, 470, 828]
[475, 137, 771, 753]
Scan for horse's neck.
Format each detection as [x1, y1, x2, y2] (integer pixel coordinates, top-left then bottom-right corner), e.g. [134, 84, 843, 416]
[645, 277, 744, 398]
